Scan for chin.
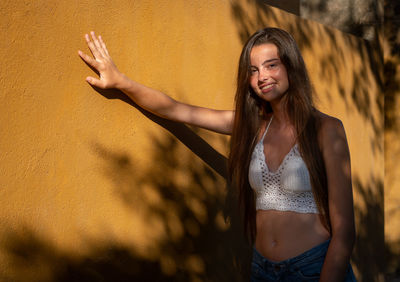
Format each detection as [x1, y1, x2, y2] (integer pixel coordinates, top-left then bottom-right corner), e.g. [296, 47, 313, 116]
[258, 92, 282, 102]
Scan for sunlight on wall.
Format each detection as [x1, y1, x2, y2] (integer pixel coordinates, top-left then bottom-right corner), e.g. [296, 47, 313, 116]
[0, 0, 388, 281]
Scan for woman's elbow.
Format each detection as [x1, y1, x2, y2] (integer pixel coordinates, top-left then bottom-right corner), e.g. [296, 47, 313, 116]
[333, 223, 356, 252]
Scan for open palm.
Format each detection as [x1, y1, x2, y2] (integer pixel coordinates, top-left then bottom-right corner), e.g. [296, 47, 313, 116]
[78, 31, 122, 89]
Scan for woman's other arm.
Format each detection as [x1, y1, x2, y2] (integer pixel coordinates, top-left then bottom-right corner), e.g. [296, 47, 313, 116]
[319, 115, 356, 282]
[78, 31, 234, 135]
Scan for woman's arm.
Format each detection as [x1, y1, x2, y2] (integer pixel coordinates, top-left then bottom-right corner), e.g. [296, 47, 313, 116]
[78, 31, 234, 135]
[318, 115, 356, 282]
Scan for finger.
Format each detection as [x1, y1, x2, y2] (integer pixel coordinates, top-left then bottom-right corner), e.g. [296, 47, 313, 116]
[86, 76, 105, 88]
[90, 31, 102, 50]
[85, 33, 102, 59]
[78, 50, 99, 69]
[90, 31, 107, 58]
[98, 35, 109, 56]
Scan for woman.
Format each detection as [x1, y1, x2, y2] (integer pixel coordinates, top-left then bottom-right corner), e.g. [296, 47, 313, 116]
[78, 28, 356, 281]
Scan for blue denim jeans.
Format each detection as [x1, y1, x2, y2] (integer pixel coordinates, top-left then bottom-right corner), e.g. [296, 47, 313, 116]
[251, 240, 357, 281]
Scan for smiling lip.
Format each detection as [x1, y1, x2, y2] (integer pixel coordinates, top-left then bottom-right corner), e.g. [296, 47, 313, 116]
[259, 83, 275, 93]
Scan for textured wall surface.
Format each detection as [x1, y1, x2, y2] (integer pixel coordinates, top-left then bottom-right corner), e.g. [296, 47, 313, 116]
[300, 0, 382, 41]
[384, 0, 400, 279]
[0, 0, 385, 281]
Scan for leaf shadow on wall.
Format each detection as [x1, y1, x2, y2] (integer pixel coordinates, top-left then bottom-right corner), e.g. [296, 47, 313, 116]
[90, 88, 254, 281]
[2, 1, 395, 281]
[1, 228, 183, 282]
[383, 0, 400, 279]
[1, 88, 253, 281]
[350, 175, 396, 282]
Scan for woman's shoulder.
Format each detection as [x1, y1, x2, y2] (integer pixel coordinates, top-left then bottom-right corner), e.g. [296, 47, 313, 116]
[314, 110, 347, 149]
[315, 110, 344, 132]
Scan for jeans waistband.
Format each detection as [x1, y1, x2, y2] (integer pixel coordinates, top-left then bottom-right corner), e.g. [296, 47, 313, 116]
[253, 239, 331, 270]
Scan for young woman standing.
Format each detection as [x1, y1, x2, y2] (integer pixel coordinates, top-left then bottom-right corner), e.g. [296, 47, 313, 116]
[79, 28, 356, 281]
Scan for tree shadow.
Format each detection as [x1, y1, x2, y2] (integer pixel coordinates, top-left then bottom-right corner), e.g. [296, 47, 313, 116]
[384, 0, 400, 133]
[383, 1, 400, 280]
[352, 174, 400, 282]
[351, 175, 385, 282]
[3, 2, 394, 280]
[1, 227, 179, 282]
[91, 136, 252, 281]
[88, 87, 254, 280]
[1, 88, 253, 281]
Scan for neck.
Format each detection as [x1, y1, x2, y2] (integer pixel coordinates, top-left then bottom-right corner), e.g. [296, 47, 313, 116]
[269, 98, 290, 127]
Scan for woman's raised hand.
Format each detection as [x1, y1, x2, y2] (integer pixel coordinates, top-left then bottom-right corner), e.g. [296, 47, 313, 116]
[78, 31, 123, 89]
[78, 31, 233, 134]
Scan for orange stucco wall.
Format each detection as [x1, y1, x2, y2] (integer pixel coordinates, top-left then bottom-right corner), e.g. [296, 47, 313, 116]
[0, 0, 388, 281]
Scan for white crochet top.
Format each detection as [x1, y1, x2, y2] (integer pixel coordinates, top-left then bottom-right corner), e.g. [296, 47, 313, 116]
[248, 116, 319, 214]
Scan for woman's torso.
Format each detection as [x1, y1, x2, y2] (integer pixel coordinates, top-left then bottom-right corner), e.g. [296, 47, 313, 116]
[252, 116, 330, 262]
[255, 210, 330, 262]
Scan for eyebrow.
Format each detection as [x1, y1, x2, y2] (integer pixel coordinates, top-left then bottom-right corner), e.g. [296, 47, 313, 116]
[250, 58, 280, 68]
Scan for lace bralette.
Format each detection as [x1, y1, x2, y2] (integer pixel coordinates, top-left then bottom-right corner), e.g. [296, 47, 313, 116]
[248, 116, 319, 213]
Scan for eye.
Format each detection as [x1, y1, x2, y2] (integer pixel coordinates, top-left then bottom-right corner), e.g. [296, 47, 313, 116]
[267, 63, 277, 69]
[250, 68, 258, 74]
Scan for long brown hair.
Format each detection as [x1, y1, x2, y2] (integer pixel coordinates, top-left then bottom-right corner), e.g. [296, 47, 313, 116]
[228, 27, 330, 243]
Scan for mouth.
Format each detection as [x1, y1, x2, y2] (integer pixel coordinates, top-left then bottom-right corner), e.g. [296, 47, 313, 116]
[260, 83, 275, 92]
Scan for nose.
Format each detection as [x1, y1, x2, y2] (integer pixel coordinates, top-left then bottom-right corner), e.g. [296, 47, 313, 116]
[258, 68, 269, 82]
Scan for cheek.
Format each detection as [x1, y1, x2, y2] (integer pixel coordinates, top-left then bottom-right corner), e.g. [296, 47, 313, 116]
[280, 69, 289, 85]
[249, 76, 258, 91]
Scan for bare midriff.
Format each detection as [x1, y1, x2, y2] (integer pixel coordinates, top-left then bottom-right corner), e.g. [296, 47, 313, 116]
[255, 210, 331, 262]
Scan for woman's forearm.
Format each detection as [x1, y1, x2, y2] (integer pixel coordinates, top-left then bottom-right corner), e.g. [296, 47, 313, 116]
[79, 31, 234, 134]
[116, 73, 181, 120]
[319, 233, 355, 281]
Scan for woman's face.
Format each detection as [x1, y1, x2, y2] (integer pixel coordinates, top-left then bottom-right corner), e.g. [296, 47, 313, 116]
[249, 43, 289, 103]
